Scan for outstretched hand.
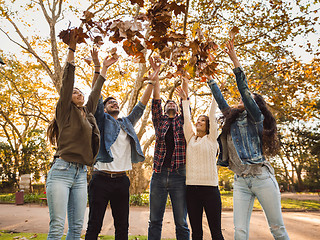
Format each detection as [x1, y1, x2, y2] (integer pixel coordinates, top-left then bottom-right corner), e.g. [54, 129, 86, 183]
[91, 47, 100, 66]
[68, 29, 78, 50]
[102, 55, 119, 68]
[147, 56, 161, 82]
[149, 56, 161, 72]
[224, 39, 240, 68]
[100, 55, 119, 78]
[224, 39, 236, 58]
[175, 87, 187, 100]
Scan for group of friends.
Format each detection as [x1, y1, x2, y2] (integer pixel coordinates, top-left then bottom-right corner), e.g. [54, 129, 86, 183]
[45, 30, 290, 240]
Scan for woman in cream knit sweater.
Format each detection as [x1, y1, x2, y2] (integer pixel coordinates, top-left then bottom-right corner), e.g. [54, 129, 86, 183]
[176, 84, 224, 240]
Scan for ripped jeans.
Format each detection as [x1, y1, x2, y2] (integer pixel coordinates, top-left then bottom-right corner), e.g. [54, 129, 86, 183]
[233, 166, 290, 240]
[46, 158, 88, 240]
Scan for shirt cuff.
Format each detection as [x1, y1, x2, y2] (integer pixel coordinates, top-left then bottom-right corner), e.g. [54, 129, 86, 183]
[233, 66, 243, 74]
[66, 60, 75, 66]
[207, 79, 216, 85]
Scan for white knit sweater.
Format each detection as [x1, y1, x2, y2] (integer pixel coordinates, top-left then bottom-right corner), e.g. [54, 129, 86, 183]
[182, 99, 219, 186]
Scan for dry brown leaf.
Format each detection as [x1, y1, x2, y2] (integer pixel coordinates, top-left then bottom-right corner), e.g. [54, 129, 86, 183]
[84, 56, 92, 65]
[229, 26, 240, 39]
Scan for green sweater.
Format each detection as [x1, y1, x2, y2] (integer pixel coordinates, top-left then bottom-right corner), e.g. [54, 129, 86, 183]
[54, 62, 105, 166]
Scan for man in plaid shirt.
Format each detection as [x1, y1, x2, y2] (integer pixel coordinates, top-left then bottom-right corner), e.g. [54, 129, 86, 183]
[147, 61, 190, 240]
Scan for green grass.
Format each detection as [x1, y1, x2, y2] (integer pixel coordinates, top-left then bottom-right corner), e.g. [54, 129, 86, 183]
[219, 192, 320, 210]
[219, 191, 320, 210]
[0, 193, 47, 204]
[280, 199, 320, 210]
[0, 231, 49, 240]
[0, 231, 175, 240]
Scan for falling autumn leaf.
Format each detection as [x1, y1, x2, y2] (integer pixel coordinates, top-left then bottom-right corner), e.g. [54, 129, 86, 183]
[93, 36, 103, 47]
[109, 47, 117, 56]
[84, 56, 92, 65]
[130, 0, 144, 7]
[200, 76, 207, 82]
[229, 26, 239, 39]
[82, 10, 95, 23]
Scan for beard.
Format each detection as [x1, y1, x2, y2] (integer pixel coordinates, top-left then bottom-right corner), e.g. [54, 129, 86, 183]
[106, 108, 120, 116]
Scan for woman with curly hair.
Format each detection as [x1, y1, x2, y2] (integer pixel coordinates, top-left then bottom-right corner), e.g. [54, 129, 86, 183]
[207, 39, 289, 240]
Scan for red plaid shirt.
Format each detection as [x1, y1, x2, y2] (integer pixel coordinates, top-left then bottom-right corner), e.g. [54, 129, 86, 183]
[152, 99, 186, 172]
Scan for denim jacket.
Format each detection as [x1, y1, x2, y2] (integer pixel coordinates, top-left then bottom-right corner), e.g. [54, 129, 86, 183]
[207, 67, 265, 167]
[94, 97, 146, 163]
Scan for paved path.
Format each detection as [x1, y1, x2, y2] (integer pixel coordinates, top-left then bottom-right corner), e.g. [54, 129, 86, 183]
[0, 204, 319, 239]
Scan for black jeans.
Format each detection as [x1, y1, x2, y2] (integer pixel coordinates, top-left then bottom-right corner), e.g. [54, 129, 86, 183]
[186, 185, 224, 240]
[85, 172, 130, 240]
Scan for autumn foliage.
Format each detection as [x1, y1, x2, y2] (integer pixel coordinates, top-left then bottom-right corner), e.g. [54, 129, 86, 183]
[57, 0, 236, 81]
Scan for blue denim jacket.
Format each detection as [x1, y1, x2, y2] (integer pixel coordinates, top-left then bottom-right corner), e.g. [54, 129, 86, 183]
[207, 67, 265, 166]
[94, 97, 146, 163]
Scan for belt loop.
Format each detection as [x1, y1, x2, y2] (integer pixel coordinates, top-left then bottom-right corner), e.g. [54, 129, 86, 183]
[50, 158, 56, 167]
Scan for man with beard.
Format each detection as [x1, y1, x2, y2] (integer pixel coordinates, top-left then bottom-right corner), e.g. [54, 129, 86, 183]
[85, 55, 160, 240]
[147, 71, 190, 240]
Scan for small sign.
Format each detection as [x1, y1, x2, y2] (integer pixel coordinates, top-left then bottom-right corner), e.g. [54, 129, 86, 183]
[19, 174, 31, 192]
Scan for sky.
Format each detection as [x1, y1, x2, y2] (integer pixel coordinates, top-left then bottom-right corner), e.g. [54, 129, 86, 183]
[1, 0, 319, 60]
[0, 0, 319, 103]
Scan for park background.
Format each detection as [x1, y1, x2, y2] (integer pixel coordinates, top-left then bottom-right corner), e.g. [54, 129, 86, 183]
[0, 0, 320, 200]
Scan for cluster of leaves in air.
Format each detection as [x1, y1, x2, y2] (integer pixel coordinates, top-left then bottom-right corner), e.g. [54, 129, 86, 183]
[58, 0, 239, 81]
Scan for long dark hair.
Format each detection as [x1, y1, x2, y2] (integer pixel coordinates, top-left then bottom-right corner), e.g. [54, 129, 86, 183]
[198, 115, 210, 135]
[47, 117, 58, 145]
[47, 87, 83, 145]
[221, 93, 280, 156]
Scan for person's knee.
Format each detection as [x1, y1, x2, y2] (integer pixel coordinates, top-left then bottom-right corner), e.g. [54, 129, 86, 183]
[234, 226, 248, 240]
[148, 219, 163, 227]
[48, 220, 65, 240]
[270, 224, 289, 240]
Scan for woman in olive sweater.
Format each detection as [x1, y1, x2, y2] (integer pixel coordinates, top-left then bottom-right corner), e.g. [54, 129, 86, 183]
[46, 31, 118, 240]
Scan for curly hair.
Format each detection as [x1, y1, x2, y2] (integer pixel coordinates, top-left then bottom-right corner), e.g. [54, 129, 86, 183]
[221, 93, 279, 156]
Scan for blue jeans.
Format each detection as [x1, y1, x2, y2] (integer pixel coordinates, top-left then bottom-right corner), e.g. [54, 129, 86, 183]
[233, 166, 290, 240]
[148, 167, 190, 240]
[46, 158, 88, 240]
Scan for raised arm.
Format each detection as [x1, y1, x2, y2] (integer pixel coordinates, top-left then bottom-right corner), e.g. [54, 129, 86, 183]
[151, 57, 161, 100]
[207, 98, 218, 141]
[87, 54, 118, 114]
[91, 47, 101, 88]
[224, 40, 262, 122]
[56, 30, 78, 119]
[181, 76, 188, 98]
[66, 30, 77, 64]
[140, 57, 160, 106]
[176, 87, 194, 143]
[207, 79, 230, 116]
